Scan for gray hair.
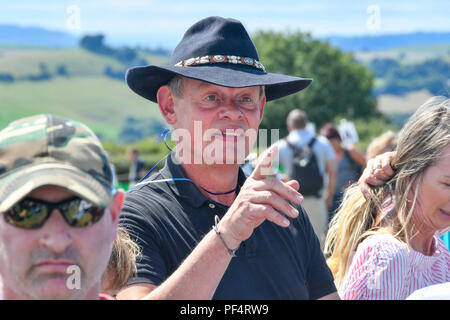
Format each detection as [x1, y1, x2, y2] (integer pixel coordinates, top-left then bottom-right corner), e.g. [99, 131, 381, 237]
[168, 75, 184, 97]
[287, 109, 308, 129]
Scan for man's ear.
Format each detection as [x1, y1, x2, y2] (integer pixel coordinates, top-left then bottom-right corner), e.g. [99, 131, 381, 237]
[157, 85, 177, 125]
[108, 189, 124, 242]
[110, 189, 124, 226]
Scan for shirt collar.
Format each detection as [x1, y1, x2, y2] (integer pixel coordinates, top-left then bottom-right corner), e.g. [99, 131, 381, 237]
[160, 152, 247, 208]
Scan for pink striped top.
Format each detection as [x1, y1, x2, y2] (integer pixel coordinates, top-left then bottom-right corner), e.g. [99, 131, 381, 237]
[340, 233, 450, 300]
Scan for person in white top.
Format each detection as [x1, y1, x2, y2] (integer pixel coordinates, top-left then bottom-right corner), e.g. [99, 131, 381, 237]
[276, 109, 336, 248]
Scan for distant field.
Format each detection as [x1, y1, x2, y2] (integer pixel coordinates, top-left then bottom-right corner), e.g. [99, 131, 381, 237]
[354, 42, 450, 64]
[141, 53, 170, 66]
[0, 47, 170, 77]
[0, 45, 445, 142]
[0, 47, 169, 141]
[0, 48, 125, 78]
[0, 75, 163, 140]
[376, 89, 433, 114]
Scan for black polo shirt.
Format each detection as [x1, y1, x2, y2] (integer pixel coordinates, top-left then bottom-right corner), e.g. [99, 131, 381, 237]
[119, 153, 336, 300]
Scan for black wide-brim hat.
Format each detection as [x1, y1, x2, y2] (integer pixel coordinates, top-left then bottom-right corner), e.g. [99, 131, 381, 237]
[126, 16, 312, 103]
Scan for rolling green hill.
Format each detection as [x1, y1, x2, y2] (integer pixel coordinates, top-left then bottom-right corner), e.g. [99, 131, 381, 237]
[0, 47, 170, 141]
[353, 42, 449, 98]
[0, 42, 447, 142]
[0, 48, 125, 78]
[0, 75, 164, 140]
[354, 42, 450, 64]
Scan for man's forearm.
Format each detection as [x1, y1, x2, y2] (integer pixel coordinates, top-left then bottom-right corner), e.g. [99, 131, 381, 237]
[143, 229, 233, 300]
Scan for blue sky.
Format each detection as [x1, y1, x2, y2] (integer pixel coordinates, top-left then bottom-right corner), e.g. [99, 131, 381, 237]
[1, 0, 449, 47]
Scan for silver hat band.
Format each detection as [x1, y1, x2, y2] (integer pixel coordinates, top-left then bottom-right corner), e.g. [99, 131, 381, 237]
[174, 55, 266, 72]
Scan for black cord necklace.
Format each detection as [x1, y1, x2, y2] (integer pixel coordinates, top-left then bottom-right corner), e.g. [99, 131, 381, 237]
[134, 129, 237, 195]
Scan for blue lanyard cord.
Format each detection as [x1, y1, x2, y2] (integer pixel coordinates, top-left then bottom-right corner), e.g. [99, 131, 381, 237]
[138, 129, 172, 182]
[134, 129, 237, 196]
[138, 153, 168, 182]
[156, 129, 173, 152]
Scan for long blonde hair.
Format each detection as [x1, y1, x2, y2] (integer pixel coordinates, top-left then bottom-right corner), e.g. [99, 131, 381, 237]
[325, 96, 450, 289]
[101, 227, 141, 294]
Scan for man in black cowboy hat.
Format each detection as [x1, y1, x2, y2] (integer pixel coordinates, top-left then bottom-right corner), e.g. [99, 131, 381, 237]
[117, 16, 339, 300]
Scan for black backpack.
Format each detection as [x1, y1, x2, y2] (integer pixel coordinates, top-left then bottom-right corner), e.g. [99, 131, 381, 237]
[285, 137, 323, 197]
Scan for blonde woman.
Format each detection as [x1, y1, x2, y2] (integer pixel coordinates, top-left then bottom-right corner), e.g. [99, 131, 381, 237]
[325, 96, 450, 300]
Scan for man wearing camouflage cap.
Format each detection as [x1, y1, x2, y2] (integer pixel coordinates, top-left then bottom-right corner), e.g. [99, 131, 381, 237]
[0, 114, 122, 300]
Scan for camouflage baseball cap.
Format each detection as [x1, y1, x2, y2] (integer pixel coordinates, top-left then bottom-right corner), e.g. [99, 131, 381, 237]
[0, 114, 115, 212]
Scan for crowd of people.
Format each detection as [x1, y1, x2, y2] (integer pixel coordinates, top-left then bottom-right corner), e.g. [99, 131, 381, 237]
[0, 16, 448, 300]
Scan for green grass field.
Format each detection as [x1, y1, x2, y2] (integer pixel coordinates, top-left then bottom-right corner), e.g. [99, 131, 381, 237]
[0, 44, 445, 143]
[0, 48, 125, 78]
[141, 52, 170, 66]
[0, 47, 170, 78]
[0, 75, 163, 140]
[354, 42, 450, 64]
[388, 42, 450, 58]
[0, 47, 170, 140]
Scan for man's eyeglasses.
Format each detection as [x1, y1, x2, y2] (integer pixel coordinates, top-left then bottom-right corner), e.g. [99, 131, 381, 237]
[2, 197, 106, 229]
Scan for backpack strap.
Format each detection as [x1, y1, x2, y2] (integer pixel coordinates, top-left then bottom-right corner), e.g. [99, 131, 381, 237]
[284, 138, 295, 150]
[284, 138, 303, 156]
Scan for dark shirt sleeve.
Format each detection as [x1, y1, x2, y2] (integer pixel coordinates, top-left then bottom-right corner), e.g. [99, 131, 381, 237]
[118, 189, 167, 286]
[296, 205, 337, 299]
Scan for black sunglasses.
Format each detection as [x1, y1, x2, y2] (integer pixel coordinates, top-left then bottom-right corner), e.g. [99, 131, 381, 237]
[2, 197, 106, 229]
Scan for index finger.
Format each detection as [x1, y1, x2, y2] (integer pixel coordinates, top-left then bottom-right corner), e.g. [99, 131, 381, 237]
[251, 145, 279, 180]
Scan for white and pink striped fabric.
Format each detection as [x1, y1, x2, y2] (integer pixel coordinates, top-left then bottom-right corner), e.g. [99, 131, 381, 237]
[340, 233, 450, 300]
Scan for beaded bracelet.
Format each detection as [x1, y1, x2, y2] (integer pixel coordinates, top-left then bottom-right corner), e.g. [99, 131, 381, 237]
[212, 215, 239, 258]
